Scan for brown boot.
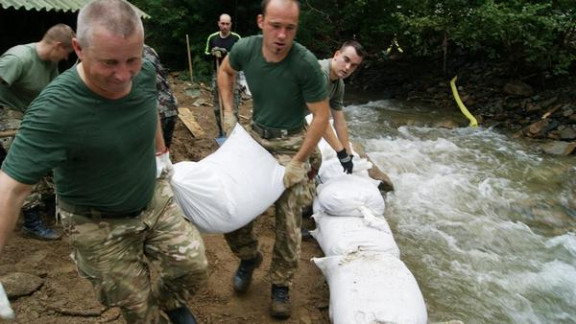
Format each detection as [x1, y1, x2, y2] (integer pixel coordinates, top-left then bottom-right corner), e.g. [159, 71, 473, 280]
[270, 284, 291, 319]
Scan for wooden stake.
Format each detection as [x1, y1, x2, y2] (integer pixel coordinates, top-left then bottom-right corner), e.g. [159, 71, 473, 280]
[186, 34, 194, 82]
[0, 130, 17, 138]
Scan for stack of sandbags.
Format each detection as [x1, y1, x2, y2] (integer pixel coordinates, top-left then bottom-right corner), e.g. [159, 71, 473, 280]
[310, 137, 428, 324]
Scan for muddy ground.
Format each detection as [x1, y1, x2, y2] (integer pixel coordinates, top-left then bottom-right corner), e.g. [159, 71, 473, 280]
[0, 76, 331, 324]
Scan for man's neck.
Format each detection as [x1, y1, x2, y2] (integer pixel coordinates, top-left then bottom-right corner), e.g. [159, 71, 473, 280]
[262, 46, 290, 64]
[220, 31, 231, 38]
[329, 60, 339, 82]
[35, 41, 51, 62]
[76, 63, 131, 100]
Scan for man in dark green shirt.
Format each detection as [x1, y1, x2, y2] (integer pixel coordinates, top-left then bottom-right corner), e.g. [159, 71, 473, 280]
[218, 0, 330, 319]
[318, 40, 366, 174]
[0, 1, 207, 323]
[0, 23, 75, 240]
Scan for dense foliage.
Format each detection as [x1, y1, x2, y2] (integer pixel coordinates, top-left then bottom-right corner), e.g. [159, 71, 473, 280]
[131, 0, 575, 82]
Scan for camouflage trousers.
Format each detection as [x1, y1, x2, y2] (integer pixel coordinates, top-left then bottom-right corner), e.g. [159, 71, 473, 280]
[0, 105, 53, 211]
[23, 176, 55, 211]
[58, 178, 208, 324]
[212, 72, 241, 131]
[224, 128, 318, 287]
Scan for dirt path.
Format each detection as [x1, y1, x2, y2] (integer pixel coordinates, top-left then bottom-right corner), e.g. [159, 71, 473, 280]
[0, 77, 331, 324]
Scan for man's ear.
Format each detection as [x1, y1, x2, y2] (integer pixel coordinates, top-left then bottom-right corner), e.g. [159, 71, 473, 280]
[257, 14, 264, 29]
[332, 50, 341, 61]
[72, 38, 83, 59]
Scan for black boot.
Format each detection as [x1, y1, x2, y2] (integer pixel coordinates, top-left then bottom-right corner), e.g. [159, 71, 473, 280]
[232, 252, 263, 293]
[166, 306, 198, 324]
[270, 284, 291, 319]
[22, 206, 61, 240]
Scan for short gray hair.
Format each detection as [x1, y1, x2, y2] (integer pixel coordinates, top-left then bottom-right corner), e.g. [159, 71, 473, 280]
[76, 0, 143, 48]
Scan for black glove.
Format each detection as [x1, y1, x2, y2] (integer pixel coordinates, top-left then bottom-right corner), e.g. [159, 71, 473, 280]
[337, 149, 353, 174]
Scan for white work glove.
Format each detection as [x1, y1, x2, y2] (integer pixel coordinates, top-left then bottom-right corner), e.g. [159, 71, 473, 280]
[0, 283, 15, 320]
[223, 111, 237, 137]
[156, 149, 174, 179]
[283, 160, 308, 188]
[211, 47, 227, 58]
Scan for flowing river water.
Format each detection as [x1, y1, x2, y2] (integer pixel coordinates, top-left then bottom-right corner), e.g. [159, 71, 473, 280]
[344, 99, 576, 323]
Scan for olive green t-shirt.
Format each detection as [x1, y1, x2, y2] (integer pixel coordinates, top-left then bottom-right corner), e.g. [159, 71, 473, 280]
[229, 36, 327, 130]
[0, 43, 59, 112]
[2, 61, 158, 212]
[318, 58, 345, 111]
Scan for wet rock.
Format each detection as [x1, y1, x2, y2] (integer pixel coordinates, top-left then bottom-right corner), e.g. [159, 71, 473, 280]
[524, 101, 541, 113]
[539, 141, 576, 155]
[503, 80, 534, 97]
[526, 119, 559, 138]
[559, 126, 576, 140]
[0, 272, 44, 298]
[434, 120, 460, 129]
[539, 96, 558, 108]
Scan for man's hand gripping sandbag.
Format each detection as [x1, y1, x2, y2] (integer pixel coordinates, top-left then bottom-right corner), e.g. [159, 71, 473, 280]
[156, 148, 174, 179]
[283, 160, 309, 188]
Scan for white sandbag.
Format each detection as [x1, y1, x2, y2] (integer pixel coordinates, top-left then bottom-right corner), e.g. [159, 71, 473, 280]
[316, 158, 376, 185]
[171, 124, 285, 233]
[313, 252, 428, 324]
[310, 211, 399, 257]
[315, 174, 385, 217]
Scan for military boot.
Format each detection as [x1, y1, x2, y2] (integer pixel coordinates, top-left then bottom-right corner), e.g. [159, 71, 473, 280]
[270, 284, 291, 319]
[21, 206, 61, 240]
[166, 306, 198, 324]
[232, 251, 263, 293]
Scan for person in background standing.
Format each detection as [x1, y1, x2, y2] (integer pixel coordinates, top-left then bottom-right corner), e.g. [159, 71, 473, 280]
[204, 13, 242, 137]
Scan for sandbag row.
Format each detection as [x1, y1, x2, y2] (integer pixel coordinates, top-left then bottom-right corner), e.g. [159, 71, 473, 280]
[310, 136, 428, 324]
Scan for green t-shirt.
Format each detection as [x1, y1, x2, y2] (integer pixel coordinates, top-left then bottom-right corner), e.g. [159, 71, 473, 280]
[2, 61, 158, 212]
[229, 36, 327, 130]
[0, 43, 59, 112]
[318, 58, 345, 111]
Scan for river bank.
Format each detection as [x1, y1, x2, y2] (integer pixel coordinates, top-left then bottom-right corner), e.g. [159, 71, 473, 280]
[347, 56, 576, 155]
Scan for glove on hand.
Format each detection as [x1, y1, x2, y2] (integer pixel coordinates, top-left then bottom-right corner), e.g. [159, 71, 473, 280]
[222, 111, 237, 137]
[283, 160, 308, 188]
[211, 47, 227, 58]
[156, 149, 174, 179]
[337, 149, 354, 174]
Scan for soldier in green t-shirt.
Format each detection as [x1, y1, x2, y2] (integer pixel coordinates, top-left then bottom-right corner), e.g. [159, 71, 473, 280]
[0, 23, 75, 240]
[0, 0, 207, 323]
[318, 40, 366, 174]
[217, 0, 330, 319]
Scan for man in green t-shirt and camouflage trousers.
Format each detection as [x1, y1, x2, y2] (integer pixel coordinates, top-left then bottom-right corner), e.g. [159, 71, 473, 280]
[217, 0, 330, 319]
[0, 23, 75, 240]
[318, 40, 365, 174]
[0, 0, 208, 322]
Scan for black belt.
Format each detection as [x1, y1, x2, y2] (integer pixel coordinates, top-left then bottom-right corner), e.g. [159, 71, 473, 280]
[251, 122, 303, 139]
[58, 199, 145, 219]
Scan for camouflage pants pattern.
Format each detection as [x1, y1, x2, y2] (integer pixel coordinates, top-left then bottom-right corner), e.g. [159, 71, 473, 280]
[58, 179, 208, 324]
[0, 106, 53, 211]
[23, 176, 54, 210]
[212, 72, 241, 130]
[224, 128, 315, 286]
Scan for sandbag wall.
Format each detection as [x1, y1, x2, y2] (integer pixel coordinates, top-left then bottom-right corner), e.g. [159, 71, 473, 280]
[311, 138, 428, 324]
